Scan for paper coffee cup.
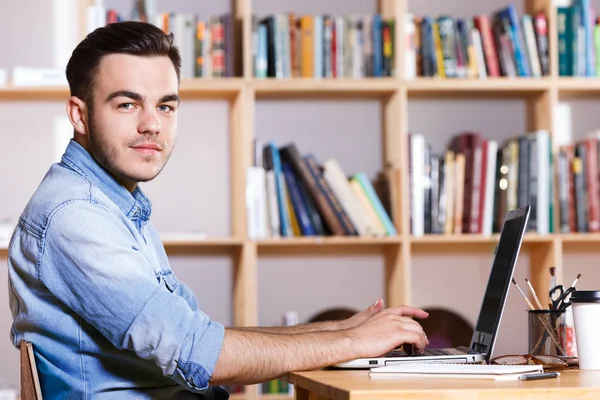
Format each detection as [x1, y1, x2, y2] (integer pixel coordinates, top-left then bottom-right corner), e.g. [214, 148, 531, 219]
[571, 290, 600, 370]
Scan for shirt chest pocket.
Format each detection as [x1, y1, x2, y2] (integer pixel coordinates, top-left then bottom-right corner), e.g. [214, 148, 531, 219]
[155, 270, 179, 293]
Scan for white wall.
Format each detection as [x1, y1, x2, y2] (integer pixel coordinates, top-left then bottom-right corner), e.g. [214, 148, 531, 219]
[3, 0, 600, 391]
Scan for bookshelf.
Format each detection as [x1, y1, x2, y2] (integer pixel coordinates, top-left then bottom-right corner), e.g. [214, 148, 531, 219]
[12, 78, 600, 100]
[3, 0, 600, 398]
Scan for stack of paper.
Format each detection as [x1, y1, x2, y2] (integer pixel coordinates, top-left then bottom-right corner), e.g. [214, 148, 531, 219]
[369, 363, 544, 380]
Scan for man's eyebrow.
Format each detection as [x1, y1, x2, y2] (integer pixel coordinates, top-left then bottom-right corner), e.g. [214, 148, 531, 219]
[105, 90, 144, 103]
[159, 94, 180, 104]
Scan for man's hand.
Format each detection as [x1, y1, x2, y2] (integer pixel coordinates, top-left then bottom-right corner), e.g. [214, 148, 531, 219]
[348, 306, 429, 358]
[210, 302, 429, 386]
[339, 298, 429, 332]
[337, 298, 384, 330]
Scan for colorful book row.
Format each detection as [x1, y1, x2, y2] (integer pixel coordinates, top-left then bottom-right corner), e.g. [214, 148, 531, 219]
[409, 130, 553, 236]
[406, 4, 550, 78]
[246, 141, 397, 239]
[252, 13, 395, 79]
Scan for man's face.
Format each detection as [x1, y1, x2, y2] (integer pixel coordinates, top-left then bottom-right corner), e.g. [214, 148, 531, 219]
[87, 53, 179, 190]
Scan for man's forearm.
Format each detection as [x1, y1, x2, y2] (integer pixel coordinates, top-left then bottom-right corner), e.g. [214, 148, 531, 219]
[210, 328, 356, 386]
[234, 320, 341, 335]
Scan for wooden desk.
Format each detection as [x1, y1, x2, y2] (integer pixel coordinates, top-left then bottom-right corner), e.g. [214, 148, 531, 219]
[285, 369, 600, 399]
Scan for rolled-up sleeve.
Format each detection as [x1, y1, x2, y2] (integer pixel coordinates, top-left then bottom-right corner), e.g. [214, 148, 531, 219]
[41, 199, 224, 392]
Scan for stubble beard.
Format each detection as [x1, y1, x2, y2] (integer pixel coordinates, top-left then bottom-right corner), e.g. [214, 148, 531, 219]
[87, 107, 173, 186]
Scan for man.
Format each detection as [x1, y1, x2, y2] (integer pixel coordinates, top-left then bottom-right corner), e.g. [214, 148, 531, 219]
[7, 21, 429, 399]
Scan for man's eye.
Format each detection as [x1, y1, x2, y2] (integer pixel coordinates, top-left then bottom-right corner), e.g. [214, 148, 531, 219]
[158, 105, 174, 113]
[118, 103, 135, 109]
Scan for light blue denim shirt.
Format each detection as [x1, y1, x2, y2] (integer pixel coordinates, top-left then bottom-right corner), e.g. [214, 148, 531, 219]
[8, 139, 228, 399]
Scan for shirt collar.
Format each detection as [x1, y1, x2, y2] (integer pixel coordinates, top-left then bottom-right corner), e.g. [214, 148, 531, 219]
[60, 139, 152, 227]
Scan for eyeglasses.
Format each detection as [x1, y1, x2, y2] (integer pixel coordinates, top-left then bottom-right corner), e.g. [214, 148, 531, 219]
[490, 354, 568, 370]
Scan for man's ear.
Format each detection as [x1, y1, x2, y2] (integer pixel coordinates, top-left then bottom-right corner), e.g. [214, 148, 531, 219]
[66, 96, 89, 136]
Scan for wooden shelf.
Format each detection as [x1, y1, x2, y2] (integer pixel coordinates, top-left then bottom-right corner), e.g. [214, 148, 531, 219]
[561, 233, 600, 242]
[256, 236, 402, 254]
[410, 234, 555, 253]
[12, 77, 600, 101]
[0, 79, 245, 101]
[557, 77, 600, 97]
[257, 236, 401, 246]
[160, 234, 243, 254]
[405, 77, 550, 97]
[178, 78, 244, 99]
[0, 85, 70, 100]
[411, 233, 554, 245]
[251, 78, 398, 98]
[560, 233, 600, 248]
[160, 233, 243, 246]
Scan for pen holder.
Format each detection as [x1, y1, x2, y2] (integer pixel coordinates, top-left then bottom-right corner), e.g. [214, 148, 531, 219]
[528, 310, 567, 357]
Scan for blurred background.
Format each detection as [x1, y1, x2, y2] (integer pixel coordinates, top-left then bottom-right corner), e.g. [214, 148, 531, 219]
[2, 0, 600, 396]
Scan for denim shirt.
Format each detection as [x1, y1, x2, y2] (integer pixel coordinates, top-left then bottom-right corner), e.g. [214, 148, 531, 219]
[7, 140, 228, 399]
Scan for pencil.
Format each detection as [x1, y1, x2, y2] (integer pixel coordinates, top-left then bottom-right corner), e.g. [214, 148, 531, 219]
[549, 267, 556, 308]
[512, 279, 536, 310]
[525, 278, 544, 310]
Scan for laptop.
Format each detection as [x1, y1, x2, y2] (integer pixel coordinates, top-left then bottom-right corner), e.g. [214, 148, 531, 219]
[335, 205, 531, 368]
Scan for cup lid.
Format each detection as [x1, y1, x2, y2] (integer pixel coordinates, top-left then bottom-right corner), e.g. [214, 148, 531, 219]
[571, 290, 600, 303]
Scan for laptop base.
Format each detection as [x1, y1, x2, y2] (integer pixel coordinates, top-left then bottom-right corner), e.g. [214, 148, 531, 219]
[334, 346, 485, 369]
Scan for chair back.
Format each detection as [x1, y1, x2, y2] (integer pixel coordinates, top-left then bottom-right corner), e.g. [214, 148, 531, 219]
[20, 340, 42, 400]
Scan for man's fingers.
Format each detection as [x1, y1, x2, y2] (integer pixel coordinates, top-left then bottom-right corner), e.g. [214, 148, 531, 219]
[400, 331, 428, 355]
[370, 298, 384, 313]
[392, 318, 429, 352]
[398, 320, 427, 339]
[385, 305, 429, 319]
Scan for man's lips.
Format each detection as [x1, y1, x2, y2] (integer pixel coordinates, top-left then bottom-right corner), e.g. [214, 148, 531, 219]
[132, 143, 162, 153]
[132, 143, 162, 151]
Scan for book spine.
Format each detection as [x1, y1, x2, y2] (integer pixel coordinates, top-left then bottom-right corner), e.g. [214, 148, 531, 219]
[558, 149, 570, 233]
[372, 14, 383, 77]
[314, 15, 323, 78]
[474, 15, 501, 77]
[522, 15, 542, 77]
[585, 139, 600, 231]
[573, 156, 586, 232]
[269, 143, 292, 236]
[304, 154, 358, 235]
[498, 5, 531, 76]
[528, 136, 538, 232]
[281, 145, 345, 235]
[470, 141, 483, 233]
[437, 16, 458, 77]
[517, 136, 530, 209]
[476, 140, 488, 234]
[557, 8, 572, 76]
[423, 144, 432, 234]
[282, 162, 316, 235]
[575, 143, 588, 232]
[534, 13, 550, 75]
[430, 155, 441, 234]
[355, 173, 397, 235]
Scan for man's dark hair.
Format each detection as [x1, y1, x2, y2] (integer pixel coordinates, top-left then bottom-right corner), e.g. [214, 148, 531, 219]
[66, 21, 181, 106]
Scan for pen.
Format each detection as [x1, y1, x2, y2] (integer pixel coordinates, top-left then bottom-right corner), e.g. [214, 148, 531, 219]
[519, 371, 560, 381]
[525, 278, 544, 310]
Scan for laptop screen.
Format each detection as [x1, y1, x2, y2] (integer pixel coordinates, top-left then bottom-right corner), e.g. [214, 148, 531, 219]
[471, 206, 530, 358]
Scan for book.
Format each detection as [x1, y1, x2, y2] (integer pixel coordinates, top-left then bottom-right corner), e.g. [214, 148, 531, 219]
[369, 363, 544, 380]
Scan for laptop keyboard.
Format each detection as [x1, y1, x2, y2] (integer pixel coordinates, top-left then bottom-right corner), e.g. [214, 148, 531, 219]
[384, 347, 468, 357]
